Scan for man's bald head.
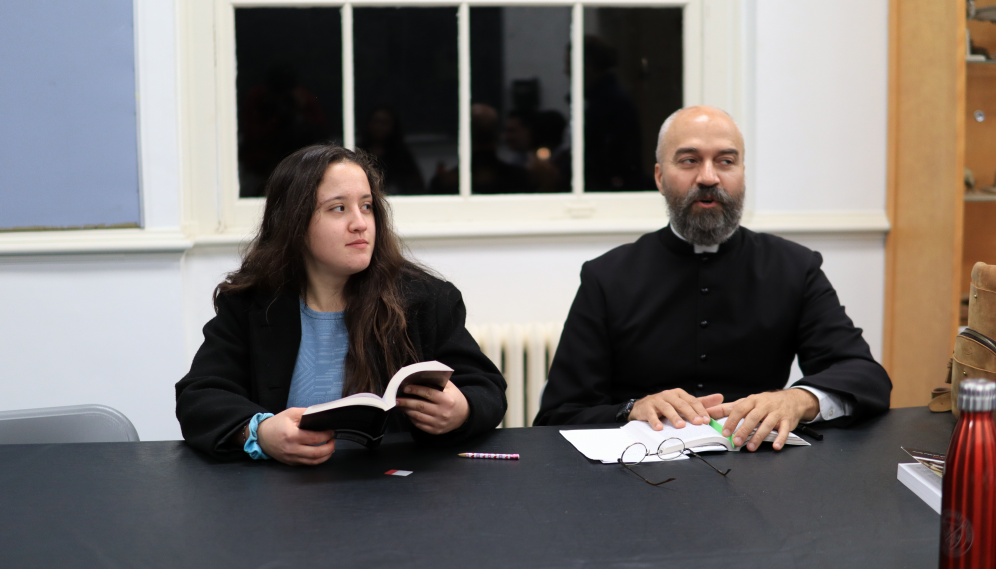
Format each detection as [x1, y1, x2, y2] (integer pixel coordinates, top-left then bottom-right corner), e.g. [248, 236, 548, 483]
[655, 106, 744, 165]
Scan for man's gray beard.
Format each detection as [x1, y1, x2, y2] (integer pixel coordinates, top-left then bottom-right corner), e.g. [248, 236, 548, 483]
[662, 182, 745, 246]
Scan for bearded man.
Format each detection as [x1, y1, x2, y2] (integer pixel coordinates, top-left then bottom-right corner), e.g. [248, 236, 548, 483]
[534, 106, 892, 451]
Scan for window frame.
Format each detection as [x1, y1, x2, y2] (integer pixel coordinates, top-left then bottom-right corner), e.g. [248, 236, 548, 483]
[179, 0, 745, 240]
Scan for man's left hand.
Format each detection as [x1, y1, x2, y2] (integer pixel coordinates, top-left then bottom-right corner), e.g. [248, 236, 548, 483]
[396, 381, 470, 435]
[712, 389, 819, 451]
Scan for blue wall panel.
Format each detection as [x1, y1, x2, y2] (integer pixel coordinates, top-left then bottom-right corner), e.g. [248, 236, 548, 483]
[0, 0, 141, 230]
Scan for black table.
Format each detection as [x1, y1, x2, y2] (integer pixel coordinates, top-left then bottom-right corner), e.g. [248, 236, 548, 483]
[0, 407, 953, 568]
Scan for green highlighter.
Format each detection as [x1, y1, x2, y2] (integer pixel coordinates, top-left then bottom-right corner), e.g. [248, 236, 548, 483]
[708, 418, 734, 445]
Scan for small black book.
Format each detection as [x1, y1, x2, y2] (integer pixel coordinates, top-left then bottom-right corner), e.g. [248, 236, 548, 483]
[297, 361, 453, 448]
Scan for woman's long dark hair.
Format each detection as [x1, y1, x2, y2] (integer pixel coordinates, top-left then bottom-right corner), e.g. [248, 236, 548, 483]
[216, 143, 421, 395]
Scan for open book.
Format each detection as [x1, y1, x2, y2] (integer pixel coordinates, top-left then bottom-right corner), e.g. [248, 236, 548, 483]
[560, 417, 810, 464]
[297, 361, 453, 448]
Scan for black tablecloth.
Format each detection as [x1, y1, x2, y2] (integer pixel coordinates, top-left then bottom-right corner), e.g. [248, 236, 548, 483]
[0, 407, 953, 568]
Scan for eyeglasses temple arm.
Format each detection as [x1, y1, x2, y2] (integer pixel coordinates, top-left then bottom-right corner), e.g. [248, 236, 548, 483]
[685, 449, 731, 476]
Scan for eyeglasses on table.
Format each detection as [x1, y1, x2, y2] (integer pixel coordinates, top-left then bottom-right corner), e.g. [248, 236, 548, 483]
[617, 437, 731, 486]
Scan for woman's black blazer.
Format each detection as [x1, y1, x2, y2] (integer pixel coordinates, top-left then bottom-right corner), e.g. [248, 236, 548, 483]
[175, 273, 507, 460]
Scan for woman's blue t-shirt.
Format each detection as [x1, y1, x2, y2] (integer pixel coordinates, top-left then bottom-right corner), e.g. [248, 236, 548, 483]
[286, 298, 348, 408]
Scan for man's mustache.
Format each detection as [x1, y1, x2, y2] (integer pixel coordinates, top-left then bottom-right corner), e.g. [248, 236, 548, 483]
[683, 185, 736, 208]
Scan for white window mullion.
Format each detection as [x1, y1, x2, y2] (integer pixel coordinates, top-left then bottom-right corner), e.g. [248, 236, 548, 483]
[570, 2, 584, 195]
[457, 2, 471, 198]
[682, 0, 703, 108]
[342, 2, 355, 150]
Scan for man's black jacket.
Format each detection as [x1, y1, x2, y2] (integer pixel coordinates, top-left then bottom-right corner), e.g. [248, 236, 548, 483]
[534, 226, 892, 426]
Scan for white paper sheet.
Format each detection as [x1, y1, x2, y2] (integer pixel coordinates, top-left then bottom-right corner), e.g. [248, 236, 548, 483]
[561, 417, 808, 464]
[559, 426, 697, 464]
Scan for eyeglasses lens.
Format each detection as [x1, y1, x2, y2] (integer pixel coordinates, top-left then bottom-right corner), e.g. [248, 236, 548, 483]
[620, 443, 648, 465]
[656, 438, 685, 460]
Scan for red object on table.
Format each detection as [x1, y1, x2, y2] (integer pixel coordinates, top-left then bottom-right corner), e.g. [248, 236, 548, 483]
[940, 379, 996, 568]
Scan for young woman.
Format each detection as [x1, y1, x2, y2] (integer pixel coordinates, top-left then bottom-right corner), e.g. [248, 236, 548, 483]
[175, 144, 507, 465]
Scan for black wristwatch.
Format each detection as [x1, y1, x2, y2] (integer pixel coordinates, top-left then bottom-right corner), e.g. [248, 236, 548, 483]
[616, 399, 638, 423]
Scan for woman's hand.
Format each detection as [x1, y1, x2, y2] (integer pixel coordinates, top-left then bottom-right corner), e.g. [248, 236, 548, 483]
[396, 380, 470, 435]
[256, 407, 336, 466]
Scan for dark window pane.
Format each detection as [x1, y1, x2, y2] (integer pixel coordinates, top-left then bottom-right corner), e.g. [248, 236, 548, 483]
[235, 8, 343, 198]
[469, 7, 572, 194]
[583, 7, 682, 192]
[354, 8, 458, 195]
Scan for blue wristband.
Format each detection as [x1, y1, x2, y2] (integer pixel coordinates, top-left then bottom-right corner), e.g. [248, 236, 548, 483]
[244, 412, 275, 460]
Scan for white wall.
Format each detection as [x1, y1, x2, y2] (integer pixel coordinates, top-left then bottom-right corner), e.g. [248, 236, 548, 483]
[752, 0, 889, 211]
[0, 254, 186, 440]
[0, 0, 891, 441]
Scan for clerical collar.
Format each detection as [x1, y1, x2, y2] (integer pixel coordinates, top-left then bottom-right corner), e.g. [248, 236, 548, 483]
[670, 225, 720, 254]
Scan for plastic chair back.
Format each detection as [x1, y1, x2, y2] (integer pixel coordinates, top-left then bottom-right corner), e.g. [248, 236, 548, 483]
[0, 404, 140, 444]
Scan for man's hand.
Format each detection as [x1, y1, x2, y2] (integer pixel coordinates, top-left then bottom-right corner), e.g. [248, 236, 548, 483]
[256, 407, 336, 466]
[396, 380, 470, 435]
[628, 389, 725, 430]
[715, 389, 819, 451]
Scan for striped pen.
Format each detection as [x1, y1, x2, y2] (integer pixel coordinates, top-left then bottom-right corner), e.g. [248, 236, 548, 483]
[458, 452, 519, 460]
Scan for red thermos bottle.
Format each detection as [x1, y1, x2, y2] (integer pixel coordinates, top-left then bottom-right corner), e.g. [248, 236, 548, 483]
[940, 379, 996, 567]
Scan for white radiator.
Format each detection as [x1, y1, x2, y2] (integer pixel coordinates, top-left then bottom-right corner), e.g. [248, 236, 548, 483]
[466, 323, 563, 428]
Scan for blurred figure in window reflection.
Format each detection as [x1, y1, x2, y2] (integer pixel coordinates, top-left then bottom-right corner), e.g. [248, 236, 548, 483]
[504, 109, 569, 193]
[503, 110, 534, 168]
[535, 110, 572, 193]
[429, 104, 534, 194]
[582, 35, 645, 191]
[358, 107, 425, 195]
[239, 63, 329, 197]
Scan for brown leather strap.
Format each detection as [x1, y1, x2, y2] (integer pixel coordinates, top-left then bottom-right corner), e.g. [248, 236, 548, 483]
[968, 284, 996, 340]
[951, 357, 996, 417]
[951, 356, 996, 380]
[955, 331, 996, 370]
[962, 328, 996, 353]
[928, 389, 951, 413]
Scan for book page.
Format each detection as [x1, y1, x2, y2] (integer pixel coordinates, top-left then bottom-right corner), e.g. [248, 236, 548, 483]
[382, 361, 454, 406]
[622, 420, 734, 454]
[302, 392, 391, 415]
[714, 417, 810, 447]
[302, 361, 456, 415]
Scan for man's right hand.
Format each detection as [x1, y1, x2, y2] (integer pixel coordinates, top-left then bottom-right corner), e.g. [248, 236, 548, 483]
[256, 407, 336, 466]
[628, 389, 724, 431]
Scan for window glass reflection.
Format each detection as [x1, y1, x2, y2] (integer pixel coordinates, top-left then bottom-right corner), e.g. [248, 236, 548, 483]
[468, 7, 572, 194]
[583, 8, 682, 191]
[355, 8, 458, 195]
[235, 8, 343, 198]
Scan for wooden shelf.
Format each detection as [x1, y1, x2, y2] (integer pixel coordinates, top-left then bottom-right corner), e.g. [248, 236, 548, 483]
[963, 19, 996, 298]
[965, 192, 996, 201]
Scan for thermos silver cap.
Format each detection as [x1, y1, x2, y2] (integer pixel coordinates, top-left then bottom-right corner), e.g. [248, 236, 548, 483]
[958, 379, 996, 413]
